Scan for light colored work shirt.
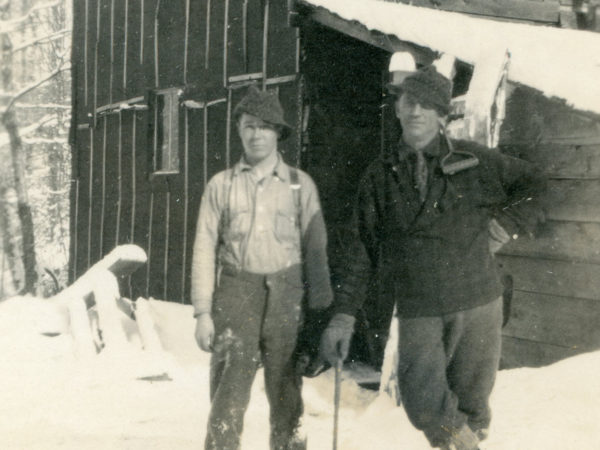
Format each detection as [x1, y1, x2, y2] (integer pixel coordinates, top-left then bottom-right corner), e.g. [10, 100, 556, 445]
[191, 154, 332, 316]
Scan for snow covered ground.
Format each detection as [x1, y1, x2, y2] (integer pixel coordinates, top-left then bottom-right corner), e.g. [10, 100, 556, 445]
[1, 296, 599, 449]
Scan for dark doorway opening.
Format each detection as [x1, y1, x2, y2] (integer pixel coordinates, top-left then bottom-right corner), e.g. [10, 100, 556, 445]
[301, 24, 393, 369]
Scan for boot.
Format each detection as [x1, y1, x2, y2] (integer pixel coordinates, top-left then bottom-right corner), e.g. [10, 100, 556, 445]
[439, 424, 480, 450]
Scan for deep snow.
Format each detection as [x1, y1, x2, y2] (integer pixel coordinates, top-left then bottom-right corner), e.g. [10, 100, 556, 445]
[1, 296, 599, 449]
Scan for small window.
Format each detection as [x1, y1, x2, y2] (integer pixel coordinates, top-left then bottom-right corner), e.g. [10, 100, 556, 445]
[150, 87, 182, 174]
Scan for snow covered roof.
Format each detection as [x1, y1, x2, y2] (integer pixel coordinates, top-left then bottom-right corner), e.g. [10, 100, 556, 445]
[302, 0, 600, 115]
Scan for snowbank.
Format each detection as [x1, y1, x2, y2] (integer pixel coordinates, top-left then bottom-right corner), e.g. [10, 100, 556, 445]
[1, 297, 599, 449]
[303, 0, 600, 115]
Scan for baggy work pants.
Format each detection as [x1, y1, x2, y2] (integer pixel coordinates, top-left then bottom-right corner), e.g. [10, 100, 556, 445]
[397, 297, 503, 447]
[205, 265, 305, 450]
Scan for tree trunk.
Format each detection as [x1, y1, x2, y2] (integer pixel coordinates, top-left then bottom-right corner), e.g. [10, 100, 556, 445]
[0, 186, 19, 296]
[1, 109, 38, 294]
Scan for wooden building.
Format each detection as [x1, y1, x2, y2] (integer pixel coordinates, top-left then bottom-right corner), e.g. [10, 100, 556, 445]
[69, 0, 600, 368]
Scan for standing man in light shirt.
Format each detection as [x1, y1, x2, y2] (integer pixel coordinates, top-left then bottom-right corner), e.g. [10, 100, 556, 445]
[191, 85, 333, 450]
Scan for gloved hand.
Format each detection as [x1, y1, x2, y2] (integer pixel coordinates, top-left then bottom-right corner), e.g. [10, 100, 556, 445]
[195, 313, 214, 352]
[488, 218, 511, 255]
[319, 313, 356, 366]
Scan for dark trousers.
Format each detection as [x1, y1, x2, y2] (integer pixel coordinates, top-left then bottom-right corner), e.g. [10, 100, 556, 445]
[205, 265, 305, 450]
[397, 297, 503, 447]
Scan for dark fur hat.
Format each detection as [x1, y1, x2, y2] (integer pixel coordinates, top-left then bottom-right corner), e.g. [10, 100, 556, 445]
[387, 65, 452, 116]
[233, 85, 293, 141]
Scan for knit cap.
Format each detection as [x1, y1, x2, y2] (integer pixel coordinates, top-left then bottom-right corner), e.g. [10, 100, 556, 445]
[233, 85, 293, 141]
[388, 65, 452, 116]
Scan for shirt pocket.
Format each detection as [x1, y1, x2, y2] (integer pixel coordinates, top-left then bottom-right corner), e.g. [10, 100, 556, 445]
[274, 211, 299, 245]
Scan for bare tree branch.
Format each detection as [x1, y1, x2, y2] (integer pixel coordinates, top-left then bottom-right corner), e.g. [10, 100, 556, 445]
[1, 63, 70, 116]
[0, 1, 61, 34]
[0, 114, 54, 147]
[12, 28, 70, 53]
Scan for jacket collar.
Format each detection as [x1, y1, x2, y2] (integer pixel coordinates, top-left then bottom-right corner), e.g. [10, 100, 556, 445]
[399, 134, 442, 158]
[384, 134, 446, 167]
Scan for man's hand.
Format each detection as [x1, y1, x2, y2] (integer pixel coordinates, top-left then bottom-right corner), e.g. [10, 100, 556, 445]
[489, 218, 511, 255]
[195, 313, 215, 352]
[319, 313, 356, 366]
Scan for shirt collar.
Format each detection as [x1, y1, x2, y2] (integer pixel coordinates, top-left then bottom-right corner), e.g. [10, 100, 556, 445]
[234, 152, 289, 181]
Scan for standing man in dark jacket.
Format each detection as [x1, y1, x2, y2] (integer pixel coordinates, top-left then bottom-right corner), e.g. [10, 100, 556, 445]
[320, 66, 546, 450]
[192, 86, 333, 450]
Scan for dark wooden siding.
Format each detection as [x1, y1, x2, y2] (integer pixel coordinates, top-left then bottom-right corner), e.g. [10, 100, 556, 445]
[70, 0, 301, 303]
[498, 86, 600, 368]
[71, 1, 600, 369]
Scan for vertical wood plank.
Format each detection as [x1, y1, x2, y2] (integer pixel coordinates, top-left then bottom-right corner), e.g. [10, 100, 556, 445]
[245, 0, 264, 75]
[226, 88, 232, 168]
[140, 0, 145, 64]
[75, 129, 91, 278]
[130, 111, 138, 245]
[207, 0, 225, 86]
[91, 120, 105, 265]
[72, 178, 79, 281]
[130, 111, 149, 301]
[261, 0, 269, 88]
[187, 0, 208, 85]
[93, 0, 101, 114]
[145, 192, 154, 297]
[112, 0, 127, 101]
[99, 116, 107, 257]
[153, 0, 159, 88]
[115, 112, 123, 247]
[203, 104, 208, 186]
[184, 0, 190, 84]
[87, 128, 94, 269]
[181, 108, 190, 301]
[125, 0, 145, 98]
[72, 0, 89, 125]
[223, 0, 229, 87]
[205, 0, 211, 70]
[163, 192, 170, 301]
[123, 0, 129, 90]
[156, 0, 187, 88]
[109, 0, 115, 103]
[96, 0, 112, 109]
[84, 0, 89, 106]
[147, 189, 168, 300]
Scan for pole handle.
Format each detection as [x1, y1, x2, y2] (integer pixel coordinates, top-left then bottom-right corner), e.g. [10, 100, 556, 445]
[333, 358, 342, 450]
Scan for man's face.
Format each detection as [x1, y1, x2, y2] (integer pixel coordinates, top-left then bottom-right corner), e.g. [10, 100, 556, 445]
[237, 113, 279, 164]
[395, 92, 442, 144]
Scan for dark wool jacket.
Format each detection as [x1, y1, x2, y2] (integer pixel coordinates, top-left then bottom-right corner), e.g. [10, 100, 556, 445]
[334, 135, 547, 319]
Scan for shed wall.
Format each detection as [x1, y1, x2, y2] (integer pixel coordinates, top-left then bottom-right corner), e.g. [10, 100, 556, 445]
[70, 0, 301, 303]
[71, 1, 600, 369]
[498, 87, 600, 368]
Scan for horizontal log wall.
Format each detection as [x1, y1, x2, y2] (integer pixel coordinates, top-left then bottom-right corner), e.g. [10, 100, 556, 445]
[70, 0, 301, 303]
[498, 86, 600, 368]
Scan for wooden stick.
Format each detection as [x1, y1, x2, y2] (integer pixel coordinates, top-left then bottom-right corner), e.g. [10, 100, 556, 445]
[333, 358, 342, 450]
